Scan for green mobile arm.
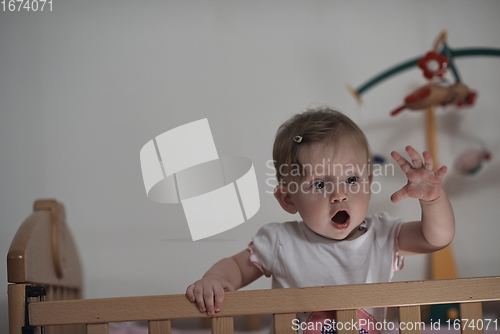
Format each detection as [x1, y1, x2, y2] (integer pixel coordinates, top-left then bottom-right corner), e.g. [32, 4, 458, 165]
[353, 47, 500, 99]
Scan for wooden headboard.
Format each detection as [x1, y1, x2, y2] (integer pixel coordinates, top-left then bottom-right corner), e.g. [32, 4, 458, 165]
[7, 199, 84, 334]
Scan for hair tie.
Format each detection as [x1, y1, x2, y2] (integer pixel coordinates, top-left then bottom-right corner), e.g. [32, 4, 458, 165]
[293, 136, 303, 143]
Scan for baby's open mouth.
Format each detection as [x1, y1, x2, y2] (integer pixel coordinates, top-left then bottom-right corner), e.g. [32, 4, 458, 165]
[331, 210, 350, 230]
[332, 210, 349, 225]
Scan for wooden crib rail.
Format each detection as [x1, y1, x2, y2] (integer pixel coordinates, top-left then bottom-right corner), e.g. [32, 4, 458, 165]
[27, 276, 500, 334]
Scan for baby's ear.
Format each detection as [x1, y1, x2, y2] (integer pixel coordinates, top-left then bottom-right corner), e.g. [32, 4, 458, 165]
[274, 185, 298, 214]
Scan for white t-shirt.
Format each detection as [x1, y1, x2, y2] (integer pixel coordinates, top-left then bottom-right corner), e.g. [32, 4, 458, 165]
[249, 212, 405, 334]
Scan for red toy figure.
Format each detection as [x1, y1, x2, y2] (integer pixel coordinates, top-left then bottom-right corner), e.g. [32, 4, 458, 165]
[390, 82, 476, 116]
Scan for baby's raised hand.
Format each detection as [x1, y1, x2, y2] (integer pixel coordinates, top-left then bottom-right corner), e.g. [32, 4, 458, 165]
[390, 146, 447, 203]
[186, 275, 235, 316]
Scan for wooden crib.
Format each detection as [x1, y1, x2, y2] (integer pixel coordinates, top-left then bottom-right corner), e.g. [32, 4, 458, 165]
[7, 199, 500, 334]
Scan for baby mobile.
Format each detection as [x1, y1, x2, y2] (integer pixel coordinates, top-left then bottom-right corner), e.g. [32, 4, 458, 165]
[350, 31, 498, 175]
[349, 30, 500, 321]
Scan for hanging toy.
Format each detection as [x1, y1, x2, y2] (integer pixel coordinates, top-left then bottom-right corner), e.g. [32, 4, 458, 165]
[455, 149, 491, 175]
[417, 51, 448, 79]
[390, 82, 476, 116]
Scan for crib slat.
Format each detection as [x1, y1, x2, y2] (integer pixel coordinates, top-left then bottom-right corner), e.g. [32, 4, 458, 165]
[48, 287, 60, 334]
[46, 286, 53, 301]
[87, 323, 108, 334]
[148, 320, 172, 334]
[46, 287, 58, 334]
[76, 287, 83, 300]
[398, 305, 422, 334]
[337, 310, 359, 334]
[273, 313, 297, 334]
[337, 309, 359, 334]
[54, 286, 62, 302]
[459, 302, 483, 334]
[211, 316, 234, 334]
[8, 284, 25, 334]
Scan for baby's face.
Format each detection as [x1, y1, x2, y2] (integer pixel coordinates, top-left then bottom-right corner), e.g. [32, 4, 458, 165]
[286, 141, 371, 240]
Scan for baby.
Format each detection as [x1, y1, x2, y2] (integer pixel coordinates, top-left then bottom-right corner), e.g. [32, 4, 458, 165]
[186, 107, 455, 333]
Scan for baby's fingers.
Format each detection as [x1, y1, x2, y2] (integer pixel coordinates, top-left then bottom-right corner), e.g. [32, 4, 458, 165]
[186, 284, 196, 302]
[212, 285, 225, 314]
[422, 151, 433, 171]
[203, 288, 216, 315]
[193, 285, 208, 312]
[391, 186, 410, 203]
[391, 151, 412, 174]
[435, 165, 447, 179]
[406, 146, 423, 169]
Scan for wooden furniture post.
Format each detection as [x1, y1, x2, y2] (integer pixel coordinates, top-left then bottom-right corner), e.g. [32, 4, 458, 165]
[8, 284, 26, 334]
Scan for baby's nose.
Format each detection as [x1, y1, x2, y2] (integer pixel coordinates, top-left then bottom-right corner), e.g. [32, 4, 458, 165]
[331, 194, 348, 203]
[330, 186, 348, 203]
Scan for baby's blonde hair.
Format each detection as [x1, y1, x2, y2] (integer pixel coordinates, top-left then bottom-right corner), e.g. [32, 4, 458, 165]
[273, 106, 370, 184]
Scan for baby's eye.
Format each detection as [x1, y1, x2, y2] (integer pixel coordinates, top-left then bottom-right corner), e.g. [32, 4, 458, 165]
[312, 181, 325, 190]
[346, 176, 359, 184]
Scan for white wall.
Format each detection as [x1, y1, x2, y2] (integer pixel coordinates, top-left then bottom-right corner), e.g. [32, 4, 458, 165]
[2, 0, 500, 330]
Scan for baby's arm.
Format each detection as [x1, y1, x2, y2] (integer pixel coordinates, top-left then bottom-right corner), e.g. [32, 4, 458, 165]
[186, 249, 263, 315]
[391, 146, 455, 256]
